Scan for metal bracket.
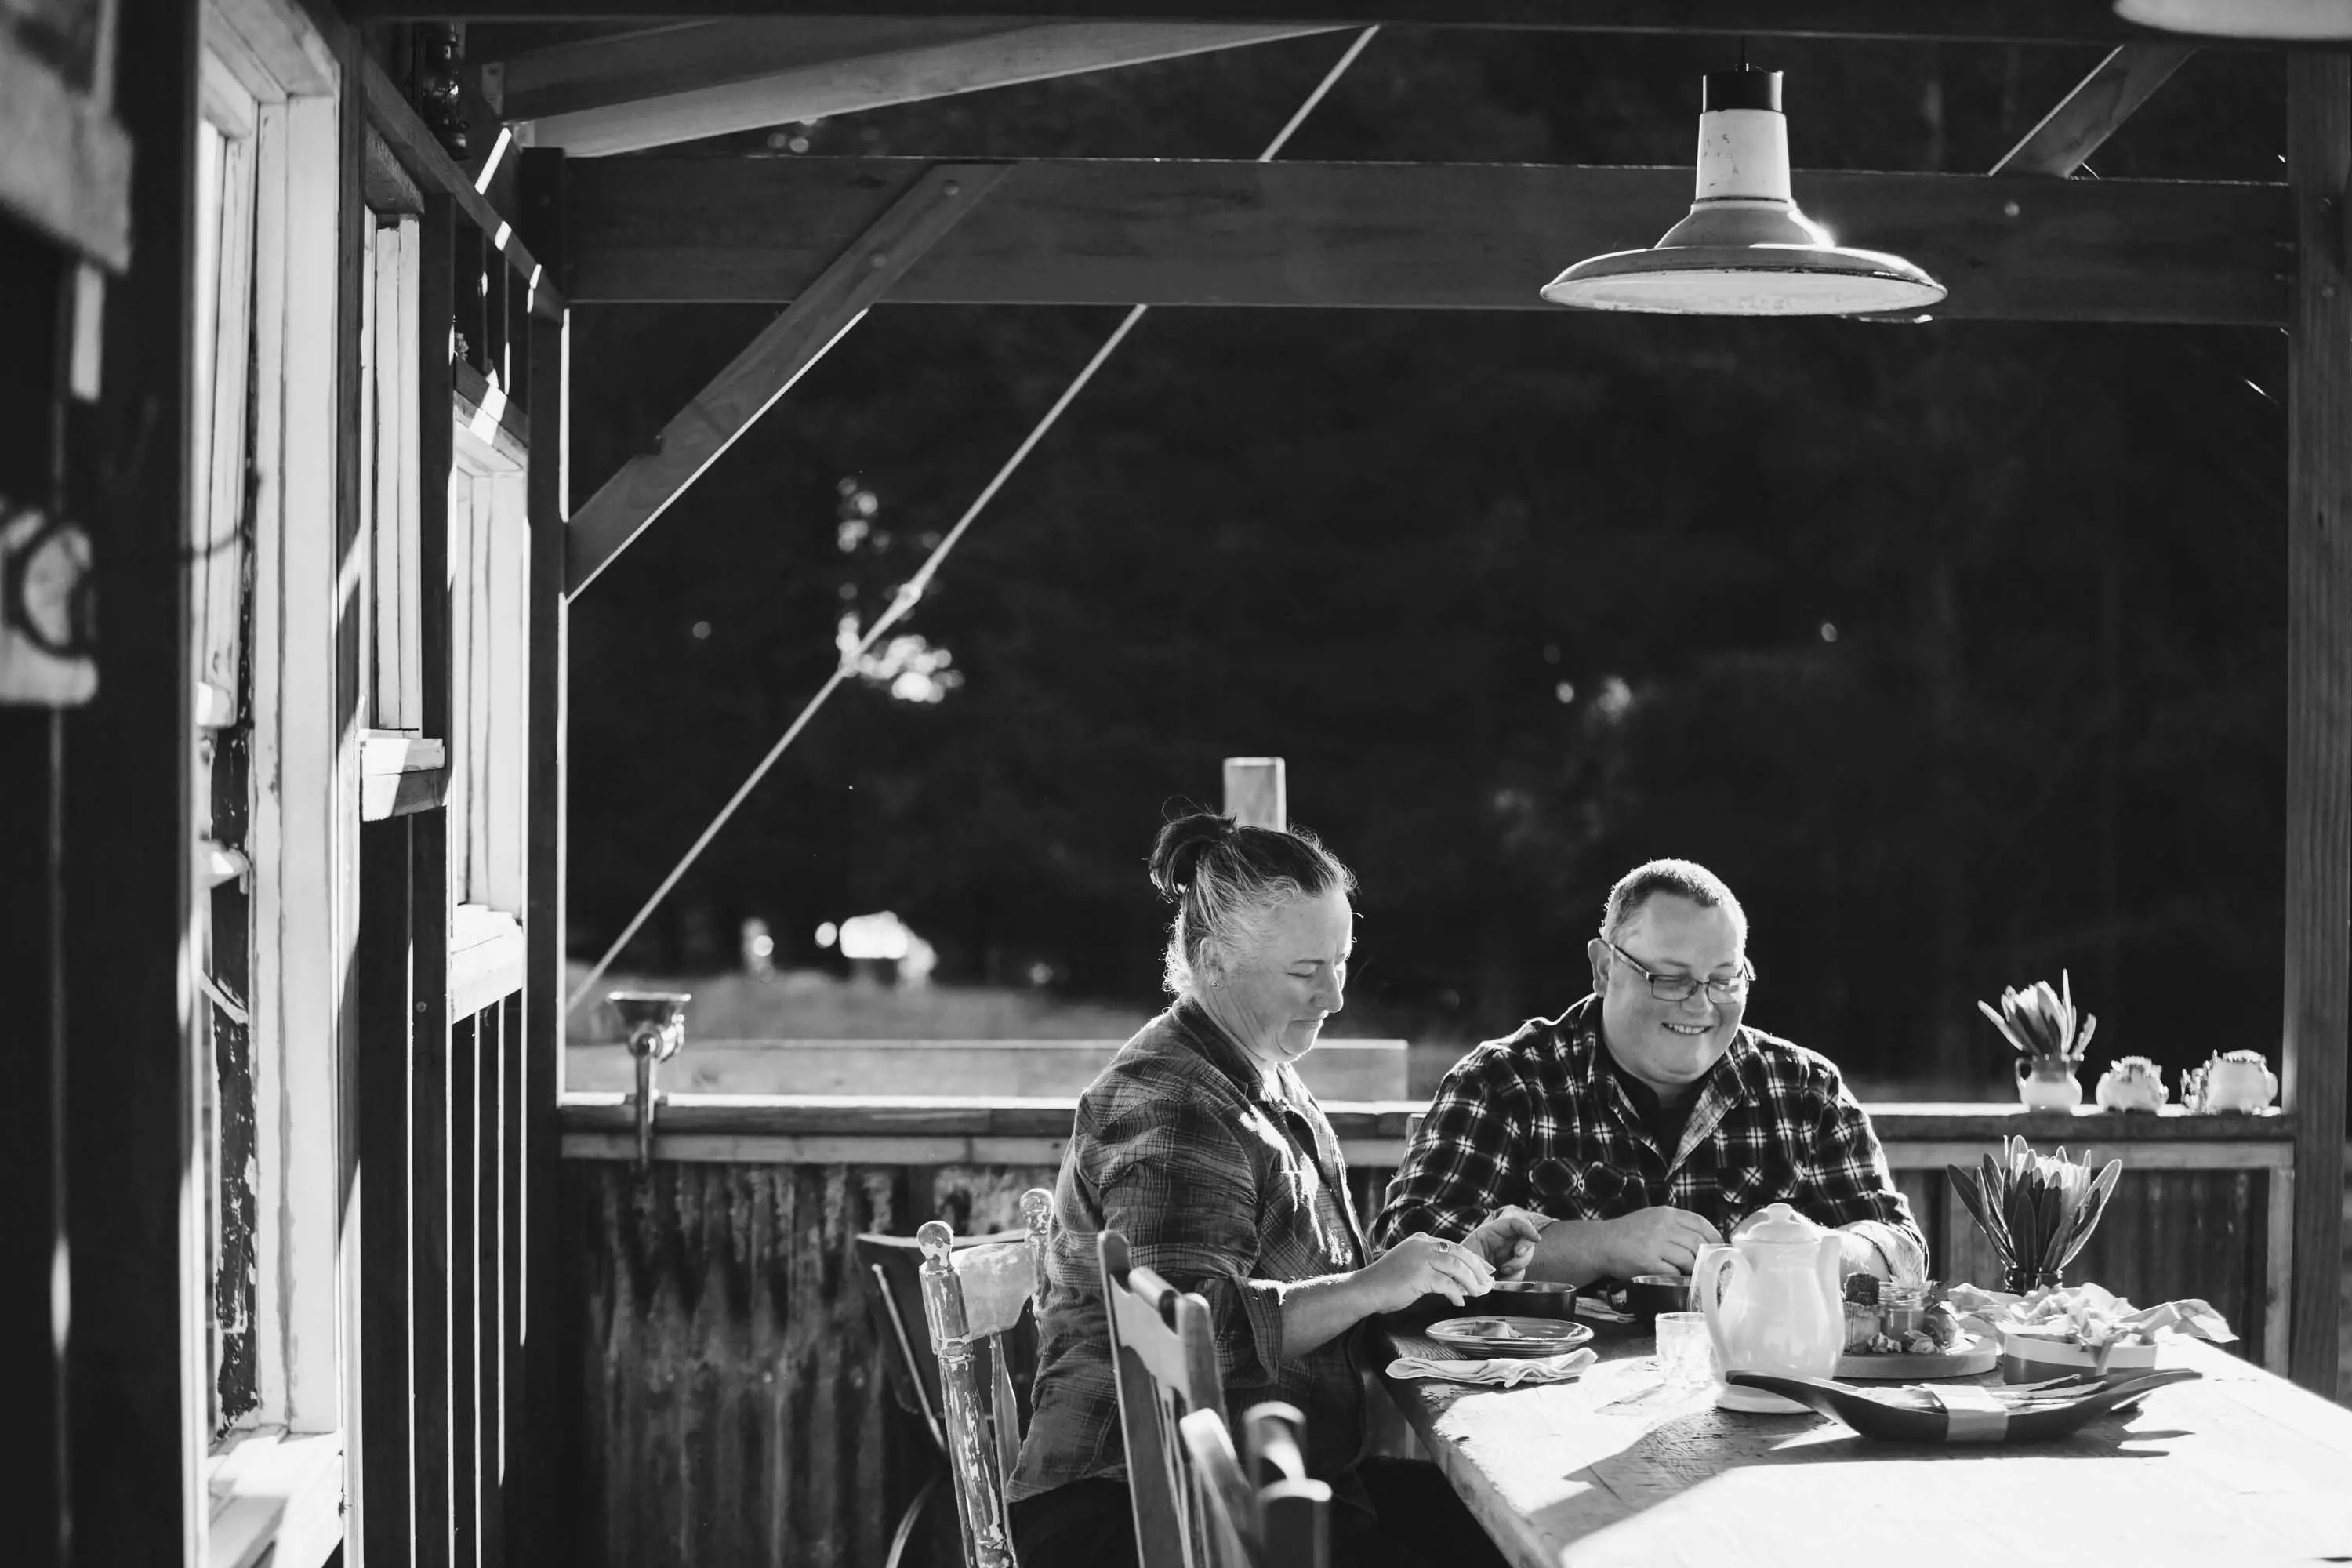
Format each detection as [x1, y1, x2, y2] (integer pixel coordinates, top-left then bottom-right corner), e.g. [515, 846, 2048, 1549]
[607, 989, 691, 1168]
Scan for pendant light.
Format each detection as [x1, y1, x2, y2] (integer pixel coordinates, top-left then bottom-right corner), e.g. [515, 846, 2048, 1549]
[1541, 67, 1947, 318]
[2114, 0, 2352, 37]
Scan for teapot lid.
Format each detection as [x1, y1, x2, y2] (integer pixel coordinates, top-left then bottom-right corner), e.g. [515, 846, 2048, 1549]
[1730, 1202, 1830, 1244]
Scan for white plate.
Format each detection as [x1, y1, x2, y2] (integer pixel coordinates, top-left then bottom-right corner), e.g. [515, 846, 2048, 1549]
[1426, 1316, 1595, 1360]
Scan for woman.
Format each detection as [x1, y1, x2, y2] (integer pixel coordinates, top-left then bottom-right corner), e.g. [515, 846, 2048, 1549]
[1007, 811, 1536, 1568]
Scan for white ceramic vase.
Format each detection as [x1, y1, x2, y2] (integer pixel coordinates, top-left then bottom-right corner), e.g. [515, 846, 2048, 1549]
[2016, 1061, 2082, 1111]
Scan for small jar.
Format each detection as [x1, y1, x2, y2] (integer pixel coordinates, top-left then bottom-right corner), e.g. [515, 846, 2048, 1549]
[1878, 1282, 1929, 1338]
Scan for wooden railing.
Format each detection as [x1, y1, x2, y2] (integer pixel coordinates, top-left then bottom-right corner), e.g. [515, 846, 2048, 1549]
[552, 1096, 2293, 1568]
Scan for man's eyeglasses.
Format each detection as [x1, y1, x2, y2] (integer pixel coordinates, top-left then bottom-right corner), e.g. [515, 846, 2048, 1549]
[1602, 937, 1755, 1005]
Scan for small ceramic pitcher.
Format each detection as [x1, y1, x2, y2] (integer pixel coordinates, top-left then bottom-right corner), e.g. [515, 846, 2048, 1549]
[2016, 1060, 2082, 1111]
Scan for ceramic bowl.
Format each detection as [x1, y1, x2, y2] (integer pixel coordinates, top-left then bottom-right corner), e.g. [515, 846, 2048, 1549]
[1467, 1279, 1578, 1320]
[1624, 1274, 1692, 1318]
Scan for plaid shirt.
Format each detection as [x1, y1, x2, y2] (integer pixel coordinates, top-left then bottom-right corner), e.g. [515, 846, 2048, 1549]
[1370, 996, 1923, 1265]
[1008, 1000, 1370, 1504]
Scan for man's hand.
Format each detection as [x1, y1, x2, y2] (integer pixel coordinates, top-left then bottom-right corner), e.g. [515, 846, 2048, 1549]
[1597, 1206, 1724, 1278]
[1351, 1232, 1496, 1314]
[1464, 1207, 1547, 1279]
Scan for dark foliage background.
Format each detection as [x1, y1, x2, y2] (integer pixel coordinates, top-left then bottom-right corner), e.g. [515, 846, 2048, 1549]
[544, 28, 2288, 1092]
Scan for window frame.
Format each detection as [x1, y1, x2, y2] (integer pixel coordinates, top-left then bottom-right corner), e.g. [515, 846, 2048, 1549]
[197, 1, 348, 1564]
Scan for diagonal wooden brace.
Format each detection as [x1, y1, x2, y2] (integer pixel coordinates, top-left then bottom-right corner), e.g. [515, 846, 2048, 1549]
[1991, 43, 2195, 179]
[565, 160, 1006, 597]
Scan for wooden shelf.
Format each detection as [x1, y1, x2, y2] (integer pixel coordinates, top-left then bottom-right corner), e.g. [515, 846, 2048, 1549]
[556, 1093, 2294, 1166]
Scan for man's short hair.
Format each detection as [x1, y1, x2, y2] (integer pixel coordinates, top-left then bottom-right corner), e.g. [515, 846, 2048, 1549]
[1602, 858, 1747, 943]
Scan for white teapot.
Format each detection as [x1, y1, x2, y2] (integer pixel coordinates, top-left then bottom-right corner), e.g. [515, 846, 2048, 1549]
[2094, 1055, 2168, 1112]
[2191, 1050, 2278, 1113]
[1690, 1203, 1844, 1413]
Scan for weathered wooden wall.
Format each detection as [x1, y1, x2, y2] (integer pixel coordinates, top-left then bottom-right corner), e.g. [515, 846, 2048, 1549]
[564, 1161, 1033, 1568]
[564, 1152, 2272, 1568]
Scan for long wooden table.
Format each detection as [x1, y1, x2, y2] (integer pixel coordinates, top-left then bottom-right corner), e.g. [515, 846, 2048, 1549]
[1377, 1322, 2352, 1567]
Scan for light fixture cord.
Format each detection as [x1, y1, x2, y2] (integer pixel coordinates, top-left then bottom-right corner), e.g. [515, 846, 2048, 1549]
[565, 27, 1382, 1018]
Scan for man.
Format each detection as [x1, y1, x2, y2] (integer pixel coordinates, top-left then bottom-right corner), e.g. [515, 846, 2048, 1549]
[1373, 858, 1924, 1283]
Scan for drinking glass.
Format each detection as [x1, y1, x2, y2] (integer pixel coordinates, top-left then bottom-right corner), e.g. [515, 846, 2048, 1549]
[1654, 1311, 1715, 1391]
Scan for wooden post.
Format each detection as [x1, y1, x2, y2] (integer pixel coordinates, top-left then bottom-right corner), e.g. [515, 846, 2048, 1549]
[1221, 757, 1285, 829]
[355, 815, 419, 1566]
[2284, 52, 2351, 1399]
[60, 0, 205, 1558]
[515, 144, 571, 1568]
[0, 226, 69, 1568]
[410, 191, 459, 1568]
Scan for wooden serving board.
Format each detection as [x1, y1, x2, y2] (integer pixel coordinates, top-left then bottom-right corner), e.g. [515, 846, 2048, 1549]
[1836, 1334, 1998, 1381]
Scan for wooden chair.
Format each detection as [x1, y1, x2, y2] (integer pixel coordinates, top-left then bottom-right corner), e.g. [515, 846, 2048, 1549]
[913, 1189, 1055, 1568]
[1098, 1229, 1229, 1568]
[1179, 1403, 1331, 1568]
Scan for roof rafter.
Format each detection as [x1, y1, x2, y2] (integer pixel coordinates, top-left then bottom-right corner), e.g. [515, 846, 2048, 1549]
[354, 2, 2153, 45]
[561, 156, 2289, 325]
[1992, 42, 2198, 177]
[485, 18, 1345, 156]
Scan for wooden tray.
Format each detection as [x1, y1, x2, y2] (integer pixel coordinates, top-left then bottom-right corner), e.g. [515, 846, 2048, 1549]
[1836, 1334, 1998, 1381]
[1727, 1367, 2200, 1443]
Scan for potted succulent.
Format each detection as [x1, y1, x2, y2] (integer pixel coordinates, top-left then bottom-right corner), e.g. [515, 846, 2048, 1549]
[1977, 974, 2096, 1110]
[1946, 1136, 2122, 1295]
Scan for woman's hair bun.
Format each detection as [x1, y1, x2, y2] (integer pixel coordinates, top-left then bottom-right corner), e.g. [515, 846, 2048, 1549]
[1147, 810, 1236, 901]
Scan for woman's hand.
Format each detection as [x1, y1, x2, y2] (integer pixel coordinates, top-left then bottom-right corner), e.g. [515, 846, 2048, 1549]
[1352, 1232, 1495, 1314]
[1465, 1207, 1548, 1280]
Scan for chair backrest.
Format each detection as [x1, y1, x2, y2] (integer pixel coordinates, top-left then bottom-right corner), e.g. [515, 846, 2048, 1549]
[1098, 1229, 1227, 1568]
[1178, 1403, 1331, 1568]
[913, 1189, 1054, 1568]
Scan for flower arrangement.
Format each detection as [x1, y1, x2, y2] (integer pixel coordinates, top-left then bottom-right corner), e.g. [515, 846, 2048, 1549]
[1976, 973, 2097, 1069]
[1946, 1137, 2122, 1295]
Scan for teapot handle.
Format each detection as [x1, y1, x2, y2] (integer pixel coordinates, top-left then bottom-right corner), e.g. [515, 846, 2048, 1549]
[1690, 1243, 1745, 1377]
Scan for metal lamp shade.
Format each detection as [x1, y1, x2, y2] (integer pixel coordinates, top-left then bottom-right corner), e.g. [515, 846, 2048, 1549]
[2114, 0, 2352, 38]
[1541, 68, 1947, 318]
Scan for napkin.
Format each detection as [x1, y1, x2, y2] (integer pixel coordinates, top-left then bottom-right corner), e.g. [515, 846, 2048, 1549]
[1387, 1348, 1596, 1388]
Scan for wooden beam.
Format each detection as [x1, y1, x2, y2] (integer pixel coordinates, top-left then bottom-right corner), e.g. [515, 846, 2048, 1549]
[61, 0, 204, 1561]
[2283, 50, 2351, 1401]
[486, 18, 1338, 156]
[349, 0, 2146, 46]
[566, 160, 1004, 594]
[0, 34, 134, 270]
[1991, 43, 2196, 177]
[359, 50, 561, 314]
[566, 155, 2290, 325]
[363, 125, 426, 216]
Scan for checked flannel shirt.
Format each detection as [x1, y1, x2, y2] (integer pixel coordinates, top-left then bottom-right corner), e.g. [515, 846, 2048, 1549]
[1370, 995, 1924, 1270]
[1008, 1000, 1370, 1504]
